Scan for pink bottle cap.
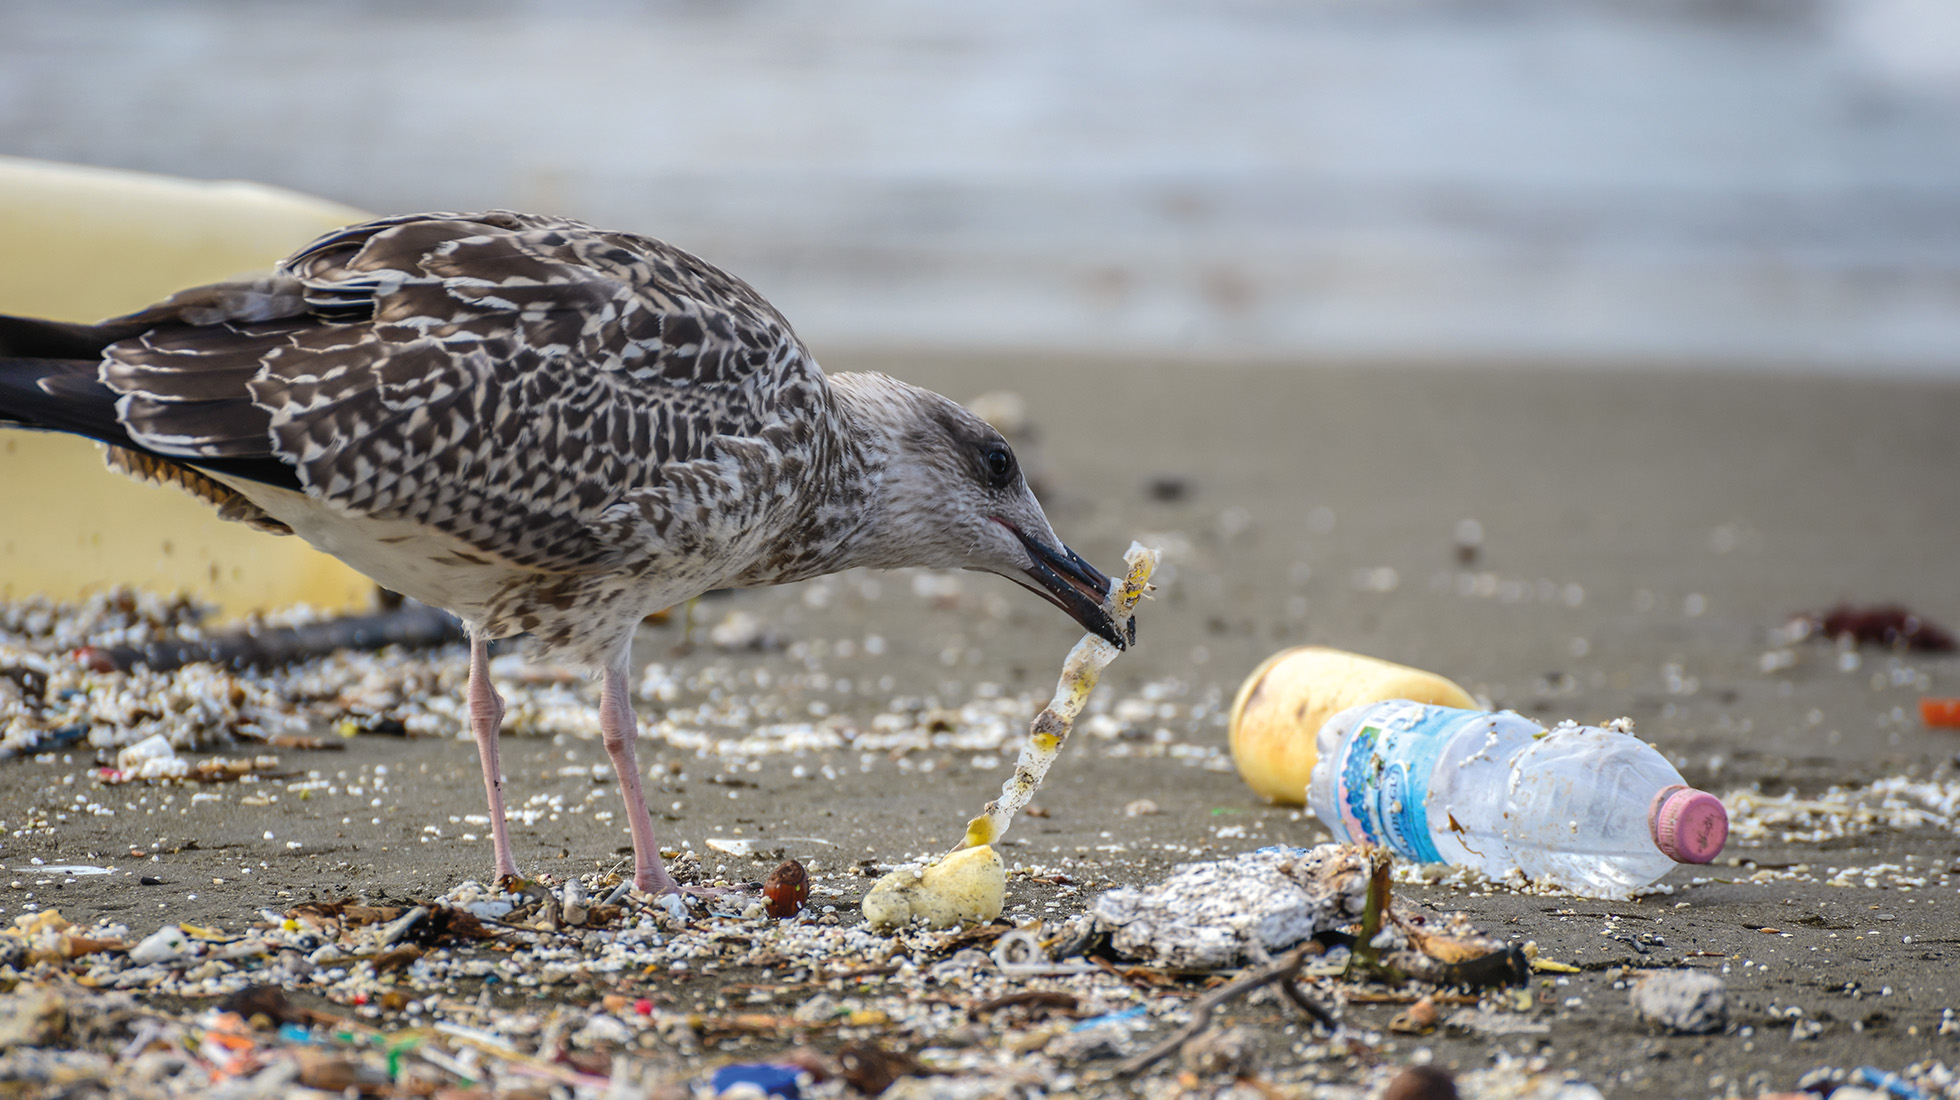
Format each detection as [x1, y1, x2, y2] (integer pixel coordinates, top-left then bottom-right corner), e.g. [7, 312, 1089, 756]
[1650, 785, 1728, 864]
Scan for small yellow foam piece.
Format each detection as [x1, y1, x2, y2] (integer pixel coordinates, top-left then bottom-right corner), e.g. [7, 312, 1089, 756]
[860, 845, 1005, 929]
[6, 910, 71, 937]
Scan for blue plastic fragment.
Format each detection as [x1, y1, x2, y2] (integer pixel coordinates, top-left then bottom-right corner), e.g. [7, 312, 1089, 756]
[1071, 1004, 1148, 1031]
[277, 1023, 311, 1043]
[0, 725, 86, 761]
[1852, 1067, 1927, 1100]
[710, 1063, 804, 1099]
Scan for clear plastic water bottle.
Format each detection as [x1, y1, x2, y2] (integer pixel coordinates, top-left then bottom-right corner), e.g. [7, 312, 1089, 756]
[1305, 701, 1727, 898]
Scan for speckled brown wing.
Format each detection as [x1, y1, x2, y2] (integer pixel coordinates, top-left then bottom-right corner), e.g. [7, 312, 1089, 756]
[101, 211, 830, 574]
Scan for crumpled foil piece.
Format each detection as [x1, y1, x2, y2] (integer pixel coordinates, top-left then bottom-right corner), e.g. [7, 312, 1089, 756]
[1090, 844, 1373, 969]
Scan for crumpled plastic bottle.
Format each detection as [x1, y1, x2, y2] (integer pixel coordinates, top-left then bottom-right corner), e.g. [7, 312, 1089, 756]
[1307, 701, 1727, 898]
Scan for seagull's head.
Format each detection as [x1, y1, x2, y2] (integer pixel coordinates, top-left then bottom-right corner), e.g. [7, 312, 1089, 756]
[832, 373, 1129, 649]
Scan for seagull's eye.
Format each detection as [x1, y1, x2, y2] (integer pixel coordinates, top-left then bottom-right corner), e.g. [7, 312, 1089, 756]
[982, 444, 1015, 489]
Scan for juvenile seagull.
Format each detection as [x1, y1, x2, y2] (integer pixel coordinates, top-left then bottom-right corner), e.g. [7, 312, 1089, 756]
[0, 211, 1127, 897]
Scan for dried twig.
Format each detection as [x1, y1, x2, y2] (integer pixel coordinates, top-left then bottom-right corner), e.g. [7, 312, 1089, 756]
[1344, 848, 1403, 983]
[1112, 941, 1335, 1079]
[972, 990, 1080, 1018]
[91, 600, 463, 673]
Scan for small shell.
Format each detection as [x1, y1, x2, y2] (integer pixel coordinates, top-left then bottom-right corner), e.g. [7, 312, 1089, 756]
[1388, 995, 1439, 1034]
[764, 859, 809, 919]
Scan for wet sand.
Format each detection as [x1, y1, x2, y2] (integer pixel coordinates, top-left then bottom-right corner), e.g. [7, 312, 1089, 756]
[4, 359, 1958, 1095]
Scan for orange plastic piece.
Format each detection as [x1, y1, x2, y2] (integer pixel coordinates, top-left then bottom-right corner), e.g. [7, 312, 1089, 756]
[1920, 698, 1960, 729]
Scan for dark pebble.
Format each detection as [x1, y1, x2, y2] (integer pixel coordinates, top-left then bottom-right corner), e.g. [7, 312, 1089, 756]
[1145, 474, 1192, 502]
[1383, 1066, 1460, 1100]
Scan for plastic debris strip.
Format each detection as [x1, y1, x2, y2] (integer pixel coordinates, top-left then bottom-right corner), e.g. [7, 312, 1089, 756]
[0, 851, 1437, 1095]
[858, 544, 1154, 931]
[0, 589, 529, 755]
[959, 542, 1158, 850]
[1, 645, 310, 759]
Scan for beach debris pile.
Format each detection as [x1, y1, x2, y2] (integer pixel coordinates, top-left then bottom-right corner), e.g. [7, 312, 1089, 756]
[0, 589, 609, 760]
[1091, 845, 1375, 970]
[1088, 845, 1529, 995]
[0, 841, 1955, 1097]
[0, 585, 1237, 778]
[0, 842, 1572, 1099]
[1723, 776, 1960, 846]
[0, 590, 316, 757]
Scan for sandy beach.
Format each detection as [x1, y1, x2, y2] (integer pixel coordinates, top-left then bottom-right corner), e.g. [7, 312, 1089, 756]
[3, 357, 1957, 1096]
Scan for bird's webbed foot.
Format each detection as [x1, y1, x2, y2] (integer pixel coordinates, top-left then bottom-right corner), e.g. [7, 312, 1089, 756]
[603, 877, 747, 917]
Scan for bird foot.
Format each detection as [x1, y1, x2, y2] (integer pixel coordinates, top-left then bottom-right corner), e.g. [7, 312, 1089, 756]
[602, 878, 745, 914]
[493, 872, 537, 896]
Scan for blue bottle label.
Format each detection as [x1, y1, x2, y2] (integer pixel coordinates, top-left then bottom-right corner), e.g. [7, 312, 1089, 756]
[1332, 703, 1476, 864]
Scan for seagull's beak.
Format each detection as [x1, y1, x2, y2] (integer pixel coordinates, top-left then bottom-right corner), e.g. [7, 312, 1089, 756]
[997, 521, 1130, 649]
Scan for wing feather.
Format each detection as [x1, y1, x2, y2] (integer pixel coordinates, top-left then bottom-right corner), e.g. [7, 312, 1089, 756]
[99, 211, 831, 573]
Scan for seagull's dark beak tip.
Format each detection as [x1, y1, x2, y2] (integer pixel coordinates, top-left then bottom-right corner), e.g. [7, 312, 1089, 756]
[1092, 609, 1136, 651]
[1085, 611, 1126, 650]
[1005, 525, 1133, 649]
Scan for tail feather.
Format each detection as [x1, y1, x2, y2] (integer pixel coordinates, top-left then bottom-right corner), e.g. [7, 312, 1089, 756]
[0, 314, 146, 361]
[0, 313, 303, 497]
[1, 344, 295, 534]
[0, 353, 130, 445]
[0, 313, 134, 446]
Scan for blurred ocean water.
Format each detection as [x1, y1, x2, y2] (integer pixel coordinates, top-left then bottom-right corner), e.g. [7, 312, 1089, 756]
[1, 0, 1956, 373]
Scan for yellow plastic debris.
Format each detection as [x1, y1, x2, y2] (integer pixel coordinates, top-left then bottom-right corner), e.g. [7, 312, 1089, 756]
[860, 845, 1006, 929]
[0, 156, 377, 618]
[1228, 646, 1477, 804]
[1521, 939, 1580, 973]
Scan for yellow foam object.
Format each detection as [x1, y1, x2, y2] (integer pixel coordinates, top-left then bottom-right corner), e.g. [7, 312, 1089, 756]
[0, 156, 377, 618]
[1228, 646, 1477, 804]
[860, 845, 1005, 929]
